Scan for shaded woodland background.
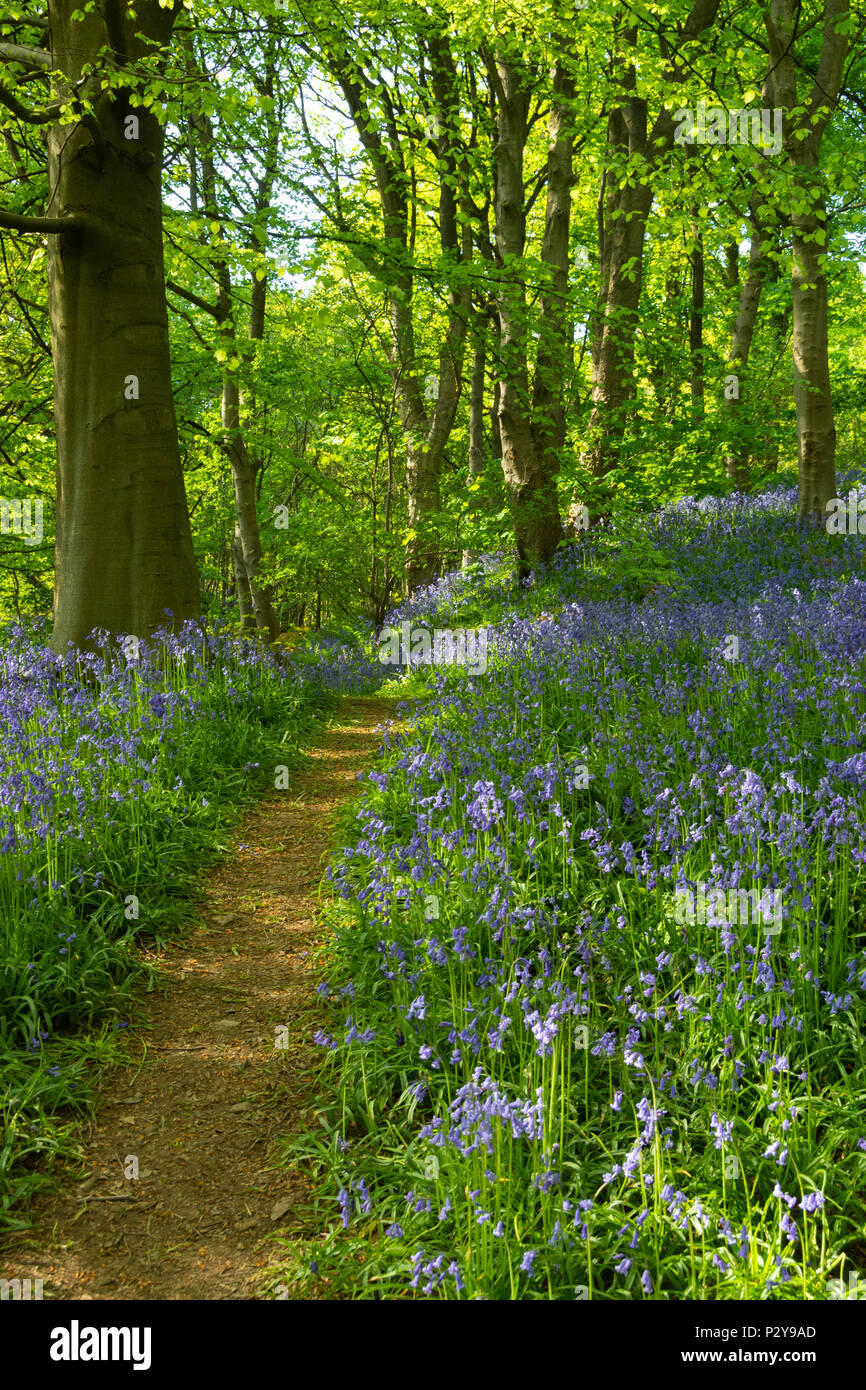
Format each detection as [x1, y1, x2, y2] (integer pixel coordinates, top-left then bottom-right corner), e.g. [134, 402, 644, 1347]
[0, 0, 864, 646]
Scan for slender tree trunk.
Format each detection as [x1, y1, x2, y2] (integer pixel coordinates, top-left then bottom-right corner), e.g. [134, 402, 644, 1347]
[724, 69, 785, 488]
[404, 32, 471, 591]
[588, 100, 653, 482]
[790, 178, 837, 520]
[462, 324, 487, 569]
[725, 240, 740, 292]
[586, 2, 721, 493]
[491, 379, 502, 464]
[489, 53, 568, 575]
[468, 332, 487, 483]
[186, 77, 280, 640]
[765, 0, 849, 522]
[531, 66, 576, 498]
[329, 31, 469, 594]
[48, 0, 200, 651]
[689, 220, 705, 419]
[763, 257, 790, 472]
[232, 529, 253, 629]
[724, 199, 769, 488]
[221, 369, 278, 640]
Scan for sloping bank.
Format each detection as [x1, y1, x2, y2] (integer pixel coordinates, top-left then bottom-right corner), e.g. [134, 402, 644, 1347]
[273, 488, 866, 1300]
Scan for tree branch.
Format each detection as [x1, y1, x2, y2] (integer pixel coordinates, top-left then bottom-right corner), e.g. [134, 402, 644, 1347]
[0, 15, 49, 29]
[0, 41, 49, 69]
[0, 62, 99, 128]
[102, 0, 129, 65]
[0, 81, 59, 124]
[165, 278, 221, 318]
[0, 207, 80, 233]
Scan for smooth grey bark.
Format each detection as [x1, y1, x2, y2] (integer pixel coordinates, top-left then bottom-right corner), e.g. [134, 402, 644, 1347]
[530, 64, 575, 523]
[44, 0, 200, 651]
[724, 228, 764, 488]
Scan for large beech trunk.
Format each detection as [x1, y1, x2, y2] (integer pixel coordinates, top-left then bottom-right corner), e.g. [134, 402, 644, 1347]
[48, 0, 200, 652]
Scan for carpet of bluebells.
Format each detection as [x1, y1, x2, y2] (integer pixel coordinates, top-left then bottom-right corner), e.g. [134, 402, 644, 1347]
[291, 482, 866, 1300]
[0, 616, 380, 1225]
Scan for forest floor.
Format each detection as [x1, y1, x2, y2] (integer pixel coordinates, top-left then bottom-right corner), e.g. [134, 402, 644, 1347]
[0, 694, 397, 1300]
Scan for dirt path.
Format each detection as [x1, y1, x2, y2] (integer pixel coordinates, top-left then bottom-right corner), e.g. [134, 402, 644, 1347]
[1, 695, 397, 1301]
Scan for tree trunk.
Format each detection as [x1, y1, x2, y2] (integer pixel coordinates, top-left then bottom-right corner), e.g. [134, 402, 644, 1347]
[222, 368, 279, 640]
[531, 65, 576, 498]
[48, 0, 200, 651]
[724, 199, 768, 489]
[763, 256, 790, 472]
[587, 100, 654, 483]
[765, 0, 849, 522]
[462, 325, 486, 569]
[490, 53, 567, 575]
[232, 529, 253, 630]
[689, 220, 705, 420]
[403, 32, 470, 591]
[585, 2, 721, 493]
[329, 30, 469, 595]
[185, 70, 280, 641]
[404, 434, 443, 593]
[790, 181, 837, 520]
[724, 68, 785, 488]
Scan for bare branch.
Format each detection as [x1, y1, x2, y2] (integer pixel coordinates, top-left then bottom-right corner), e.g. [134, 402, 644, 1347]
[0, 15, 48, 29]
[0, 41, 49, 68]
[0, 207, 80, 233]
[165, 278, 222, 318]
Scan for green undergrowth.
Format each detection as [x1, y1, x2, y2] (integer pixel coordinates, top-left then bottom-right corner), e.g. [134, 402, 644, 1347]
[0, 633, 336, 1232]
